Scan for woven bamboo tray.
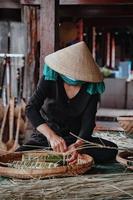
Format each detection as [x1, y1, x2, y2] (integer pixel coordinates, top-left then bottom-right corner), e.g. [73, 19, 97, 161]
[0, 151, 93, 179]
[117, 116, 133, 135]
[116, 151, 133, 171]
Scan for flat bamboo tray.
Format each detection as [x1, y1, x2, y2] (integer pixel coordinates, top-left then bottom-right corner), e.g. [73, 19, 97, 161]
[0, 151, 93, 179]
[116, 151, 133, 170]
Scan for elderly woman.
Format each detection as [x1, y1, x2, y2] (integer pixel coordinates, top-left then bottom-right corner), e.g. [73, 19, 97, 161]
[17, 41, 117, 163]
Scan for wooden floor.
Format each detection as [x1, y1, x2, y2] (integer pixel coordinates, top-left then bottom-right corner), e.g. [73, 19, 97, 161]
[96, 107, 133, 132]
[97, 108, 133, 117]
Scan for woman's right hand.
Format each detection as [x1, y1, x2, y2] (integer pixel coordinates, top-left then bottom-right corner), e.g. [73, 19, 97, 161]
[48, 133, 67, 153]
[37, 123, 67, 153]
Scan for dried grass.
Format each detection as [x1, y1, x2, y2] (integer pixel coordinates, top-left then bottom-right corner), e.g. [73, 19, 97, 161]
[93, 131, 133, 150]
[0, 173, 132, 200]
[0, 131, 132, 199]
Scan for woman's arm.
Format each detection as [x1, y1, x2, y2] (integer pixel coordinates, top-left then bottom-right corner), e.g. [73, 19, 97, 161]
[26, 76, 67, 152]
[37, 123, 67, 152]
[26, 76, 51, 127]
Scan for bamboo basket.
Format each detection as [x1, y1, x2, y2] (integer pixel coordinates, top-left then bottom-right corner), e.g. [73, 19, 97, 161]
[117, 116, 133, 135]
[116, 151, 133, 171]
[0, 151, 93, 179]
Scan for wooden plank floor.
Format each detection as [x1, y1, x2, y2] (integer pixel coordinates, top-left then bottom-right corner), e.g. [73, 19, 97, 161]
[97, 108, 133, 117]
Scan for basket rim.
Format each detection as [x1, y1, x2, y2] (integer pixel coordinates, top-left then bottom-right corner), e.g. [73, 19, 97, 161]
[0, 151, 94, 179]
[116, 151, 133, 170]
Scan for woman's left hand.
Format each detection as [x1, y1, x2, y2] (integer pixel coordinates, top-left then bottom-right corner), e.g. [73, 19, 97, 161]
[67, 143, 78, 164]
[67, 139, 84, 164]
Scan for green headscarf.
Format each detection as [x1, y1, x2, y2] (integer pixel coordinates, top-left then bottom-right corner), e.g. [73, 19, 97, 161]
[43, 64, 105, 95]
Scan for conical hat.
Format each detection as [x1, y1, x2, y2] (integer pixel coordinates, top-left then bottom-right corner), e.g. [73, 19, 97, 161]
[45, 41, 103, 82]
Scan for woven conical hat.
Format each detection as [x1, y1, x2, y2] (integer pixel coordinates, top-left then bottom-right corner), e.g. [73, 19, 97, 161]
[45, 41, 103, 82]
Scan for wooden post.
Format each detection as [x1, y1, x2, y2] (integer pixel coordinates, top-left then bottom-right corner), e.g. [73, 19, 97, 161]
[106, 32, 111, 68]
[92, 26, 96, 60]
[60, 0, 133, 5]
[40, 0, 59, 76]
[111, 36, 115, 69]
[20, 0, 41, 5]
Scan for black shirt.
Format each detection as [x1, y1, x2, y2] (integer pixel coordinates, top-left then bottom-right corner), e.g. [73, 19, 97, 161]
[26, 76, 99, 142]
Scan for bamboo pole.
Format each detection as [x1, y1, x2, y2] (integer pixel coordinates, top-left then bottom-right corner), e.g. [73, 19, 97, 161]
[106, 32, 111, 67]
[111, 36, 115, 69]
[9, 103, 21, 152]
[6, 98, 15, 150]
[92, 26, 96, 60]
[0, 104, 9, 152]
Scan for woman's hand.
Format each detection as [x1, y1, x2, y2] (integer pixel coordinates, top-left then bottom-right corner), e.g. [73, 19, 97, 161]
[67, 139, 84, 164]
[37, 123, 67, 153]
[48, 133, 67, 153]
[67, 143, 79, 164]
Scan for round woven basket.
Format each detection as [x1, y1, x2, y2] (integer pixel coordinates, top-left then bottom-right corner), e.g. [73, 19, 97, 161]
[116, 151, 133, 171]
[117, 116, 133, 135]
[0, 151, 93, 179]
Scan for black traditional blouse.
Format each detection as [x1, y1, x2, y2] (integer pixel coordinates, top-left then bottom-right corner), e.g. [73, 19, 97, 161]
[26, 76, 99, 142]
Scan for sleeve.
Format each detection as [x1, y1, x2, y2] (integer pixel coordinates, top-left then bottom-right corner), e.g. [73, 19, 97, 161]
[78, 94, 99, 140]
[25, 76, 51, 128]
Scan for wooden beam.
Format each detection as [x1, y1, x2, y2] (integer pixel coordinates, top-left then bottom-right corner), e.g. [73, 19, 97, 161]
[0, 0, 21, 9]
[20, 0, 41, 5]
[40, 0, 59, 76]
[59, 5, 133, 18]
[83, 17, 133, 27]
[60, 0, 133, 5]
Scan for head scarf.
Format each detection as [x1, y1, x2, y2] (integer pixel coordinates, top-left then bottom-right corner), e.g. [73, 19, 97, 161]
[43, 64, 105, 95]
